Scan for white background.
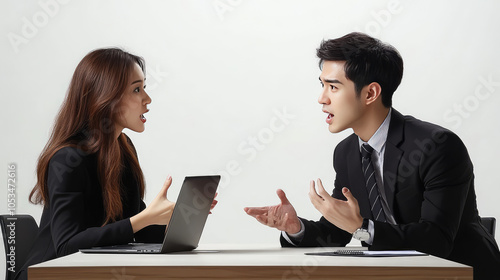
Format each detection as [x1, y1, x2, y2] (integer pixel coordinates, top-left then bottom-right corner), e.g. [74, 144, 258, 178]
[1, 0, 500, 271]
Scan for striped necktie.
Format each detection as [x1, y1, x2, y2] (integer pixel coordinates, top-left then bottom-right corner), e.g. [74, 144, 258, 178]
[361, 144, 387, 222]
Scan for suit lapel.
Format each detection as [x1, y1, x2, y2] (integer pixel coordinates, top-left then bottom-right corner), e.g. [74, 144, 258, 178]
[383, 109, 405, 215]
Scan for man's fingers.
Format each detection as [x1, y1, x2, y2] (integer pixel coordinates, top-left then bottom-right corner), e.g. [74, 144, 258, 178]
[244, 207, 269, 216]
[254, 210, 277, 228]
[309, 180, 322, 201]
[309, 181, 321, 209]
[316, 178, 329, 198]
[254, 214, 264, 224]
[255, 215, 271, 227]
[253, 212, 284, 230]
[342, 187, 357, 203]
[276, 189, 291, 205]
[309, 180, 315, 195]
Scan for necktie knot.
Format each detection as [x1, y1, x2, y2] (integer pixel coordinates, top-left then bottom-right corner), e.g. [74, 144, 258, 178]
[361, 144, 374, 159]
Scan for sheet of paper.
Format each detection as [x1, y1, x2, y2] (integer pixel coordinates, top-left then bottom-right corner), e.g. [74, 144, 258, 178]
[361, 250, 427, 256]
[305, 250, 428, 257]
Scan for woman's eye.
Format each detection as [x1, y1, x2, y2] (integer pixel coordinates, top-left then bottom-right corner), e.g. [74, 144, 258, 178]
[134, 87, 140, 93]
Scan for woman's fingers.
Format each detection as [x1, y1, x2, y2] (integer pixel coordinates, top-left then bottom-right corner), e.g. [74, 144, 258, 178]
[157, 175, 172, 198]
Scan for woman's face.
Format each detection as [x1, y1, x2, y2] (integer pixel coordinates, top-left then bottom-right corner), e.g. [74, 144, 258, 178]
[115, 63, 151, 137]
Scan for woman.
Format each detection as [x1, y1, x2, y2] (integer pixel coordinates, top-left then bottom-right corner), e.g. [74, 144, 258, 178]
[16, 48, 213, 280]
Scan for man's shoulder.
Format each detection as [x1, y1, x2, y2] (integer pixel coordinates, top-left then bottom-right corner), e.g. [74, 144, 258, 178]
[395, 112, 466, 154]
[403, 114, 449, 134]
[333, 110, 464, 153]
[401, 114, 460, 141]
[336, 133, 358, 150]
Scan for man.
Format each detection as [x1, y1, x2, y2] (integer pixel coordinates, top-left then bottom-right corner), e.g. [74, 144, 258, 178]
[244, 32, 500, 279]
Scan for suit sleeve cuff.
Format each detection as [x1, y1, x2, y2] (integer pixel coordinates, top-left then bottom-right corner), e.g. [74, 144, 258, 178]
[281, 219, 305, 246]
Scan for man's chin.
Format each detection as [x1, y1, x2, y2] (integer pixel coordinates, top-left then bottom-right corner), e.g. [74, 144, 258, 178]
[328, 124, 346, 134]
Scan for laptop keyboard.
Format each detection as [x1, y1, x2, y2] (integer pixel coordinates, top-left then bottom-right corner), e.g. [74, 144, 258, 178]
[116, 243, 162, 252]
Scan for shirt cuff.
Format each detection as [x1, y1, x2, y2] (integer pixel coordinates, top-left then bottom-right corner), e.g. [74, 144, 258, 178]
[366, 219, 375, 245]
[281, 219, 305, 246]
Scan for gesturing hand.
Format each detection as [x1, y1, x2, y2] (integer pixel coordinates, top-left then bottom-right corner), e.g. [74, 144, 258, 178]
[309, 179, 363, 234]
[144, 176, 176, 226]
[210, 193, 218, 214]
[130, 176, 176, 233]
[244, 189, 302, 235]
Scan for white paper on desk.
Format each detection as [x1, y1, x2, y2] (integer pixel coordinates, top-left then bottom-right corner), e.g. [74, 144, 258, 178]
[305, 250, 428, 257]
[360, 250, 427, 257]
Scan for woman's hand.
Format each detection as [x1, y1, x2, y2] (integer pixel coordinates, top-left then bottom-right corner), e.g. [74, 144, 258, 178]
[210, 193, 218, 214]
[130, 176, 176, 233]
[146, 176, 176, 225]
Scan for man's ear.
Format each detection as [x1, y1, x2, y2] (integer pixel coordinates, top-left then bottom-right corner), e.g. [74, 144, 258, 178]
[365, 82, 382, 105]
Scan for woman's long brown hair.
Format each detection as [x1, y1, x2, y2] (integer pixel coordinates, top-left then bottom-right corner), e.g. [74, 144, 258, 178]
[29, 48, 146, 225]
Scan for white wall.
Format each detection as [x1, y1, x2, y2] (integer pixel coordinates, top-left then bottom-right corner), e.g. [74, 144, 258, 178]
[1, 0, 499, 267]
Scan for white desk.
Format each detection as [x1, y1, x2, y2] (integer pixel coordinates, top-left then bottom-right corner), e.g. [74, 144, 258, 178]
[29, 244, 472, 280]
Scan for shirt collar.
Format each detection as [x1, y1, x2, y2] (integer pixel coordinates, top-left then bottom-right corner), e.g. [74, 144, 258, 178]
[358, 108, 392, 154]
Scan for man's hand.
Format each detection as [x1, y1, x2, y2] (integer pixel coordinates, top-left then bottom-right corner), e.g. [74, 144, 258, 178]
[309, 179, 363, 234]
[244, 189, 302, 234]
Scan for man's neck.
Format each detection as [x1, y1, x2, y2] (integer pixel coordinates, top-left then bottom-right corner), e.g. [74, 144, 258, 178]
[354, 107, 391, 142]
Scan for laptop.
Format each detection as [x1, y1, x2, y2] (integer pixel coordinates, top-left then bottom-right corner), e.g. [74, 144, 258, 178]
[80, 175, 220, 254]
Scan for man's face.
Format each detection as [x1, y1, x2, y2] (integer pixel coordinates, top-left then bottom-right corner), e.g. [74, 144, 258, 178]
[318, 60, 365, 134]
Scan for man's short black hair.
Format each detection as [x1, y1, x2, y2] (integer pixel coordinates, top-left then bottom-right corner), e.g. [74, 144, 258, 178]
[317, 32, 403, 107]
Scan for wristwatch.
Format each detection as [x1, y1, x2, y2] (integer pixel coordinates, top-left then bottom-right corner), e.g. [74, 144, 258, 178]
[352, 218, 370, 242]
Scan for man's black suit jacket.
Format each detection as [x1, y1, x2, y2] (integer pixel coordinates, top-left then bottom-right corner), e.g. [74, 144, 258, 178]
[281, 109, 500, 279]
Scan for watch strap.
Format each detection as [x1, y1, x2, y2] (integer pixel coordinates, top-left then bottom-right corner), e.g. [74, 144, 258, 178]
[361, 218, 369, 230]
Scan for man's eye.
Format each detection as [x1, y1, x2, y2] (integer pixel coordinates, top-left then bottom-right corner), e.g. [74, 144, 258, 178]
[330, 85, 337, 90]
[320, 82, 324, 88]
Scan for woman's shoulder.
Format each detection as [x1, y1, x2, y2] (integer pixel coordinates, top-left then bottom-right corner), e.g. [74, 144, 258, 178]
[120, 133, 138, 156]
[122, 133, 134, 147]
[49, 146, 96, 169]
[46, 146, 98, 191]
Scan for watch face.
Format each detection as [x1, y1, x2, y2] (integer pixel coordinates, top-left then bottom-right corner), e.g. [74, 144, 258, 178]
[353, 229, 370, 241]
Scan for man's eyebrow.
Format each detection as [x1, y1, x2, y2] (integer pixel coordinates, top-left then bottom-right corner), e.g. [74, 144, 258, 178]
[320, 77, 343, 85]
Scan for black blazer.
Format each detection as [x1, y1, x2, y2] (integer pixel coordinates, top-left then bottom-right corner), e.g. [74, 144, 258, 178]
[281, 109, 500, 279]
[16, 137, 165, 280]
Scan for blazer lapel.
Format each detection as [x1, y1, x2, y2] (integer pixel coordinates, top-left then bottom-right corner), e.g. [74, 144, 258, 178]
[383, 109, 405, 215]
